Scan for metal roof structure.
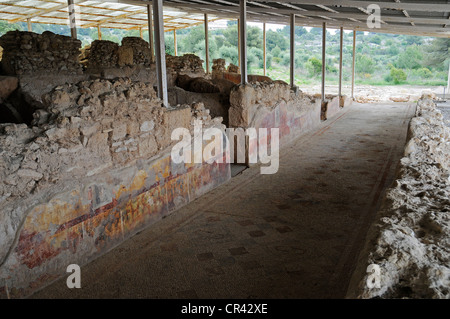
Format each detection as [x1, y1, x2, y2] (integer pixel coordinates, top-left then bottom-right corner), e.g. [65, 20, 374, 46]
[0, 0, 219, 31]
[0, 1, 449, 36]
[157, 0, 450, 37]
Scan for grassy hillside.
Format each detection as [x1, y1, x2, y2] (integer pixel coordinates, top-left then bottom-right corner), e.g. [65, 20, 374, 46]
[0, 20, 448, 87]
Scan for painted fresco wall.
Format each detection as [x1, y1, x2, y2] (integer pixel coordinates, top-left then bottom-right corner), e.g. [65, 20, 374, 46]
[0, 146, 230, 298]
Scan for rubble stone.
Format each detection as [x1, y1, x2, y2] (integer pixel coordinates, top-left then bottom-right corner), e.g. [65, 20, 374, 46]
[354, 96, 450, 299]
[0, 31, 82, 75]
[166, 53, 205, 77]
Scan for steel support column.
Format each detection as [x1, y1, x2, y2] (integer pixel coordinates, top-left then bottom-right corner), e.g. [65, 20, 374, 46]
[67, 0, 77, 39]
[290, 14, 295, 89]
[351, 30, 356, 100]
[239, 0, 247, 84]
[153, 0, 168, 107]
[147, 4, 155, 63]
[321, 22, 326, 102]
[339, 27, 344, 104]
[263, 22, 266, 76]
[204, 14, 210, 74]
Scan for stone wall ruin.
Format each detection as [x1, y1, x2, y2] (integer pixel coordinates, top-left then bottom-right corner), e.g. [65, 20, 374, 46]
[0, 77, 230, 298]
[349, 95, 450, 299]
[0, 31, 82, 76]
[0, 29, 352, 298]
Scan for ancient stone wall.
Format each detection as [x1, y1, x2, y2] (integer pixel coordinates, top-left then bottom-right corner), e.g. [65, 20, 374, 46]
[228, 81, 351, 154]
[349, 96, 450, 299]
[166, 54, 205, 78]
[0, 31, 82, 76]
[121, 37, 152, 66]
[0, 78, 230, 298]
[86, 40, 119, 68]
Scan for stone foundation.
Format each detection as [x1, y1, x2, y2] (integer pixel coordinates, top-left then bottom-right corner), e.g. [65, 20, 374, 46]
[0, 78, 231, 298]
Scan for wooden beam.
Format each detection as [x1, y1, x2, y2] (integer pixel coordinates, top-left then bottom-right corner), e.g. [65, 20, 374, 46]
[82, 8, 147, 28]
[27, 18, 32, 32]
[240, 0, 248, 84]
[97, 25, 102, 40]
[153, 0, 168, 107]
[204, 14, 210, 74]
[10, 0, 88, 23]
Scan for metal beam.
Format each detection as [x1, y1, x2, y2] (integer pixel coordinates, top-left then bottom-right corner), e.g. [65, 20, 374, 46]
[204, 14, 210, 74]
[447, 64, 450, 95]
[263, 22, 266, 76]
[249, 0, 450, 12]
[290, 13, 295, 89]
[162, 2, 450, 24]
[174, 29, 177, 56]
[153, 0, 168, 107]
[338, 26, 343, 104]
[147, 4, 155, 63]
[321, 22, 326, 103]
[351, 30, 356, 100]
[160, 2, 450, 36]
[237, 18, 241, 71]
[240, 0, 248, 85]
[68, 0, 77, 39]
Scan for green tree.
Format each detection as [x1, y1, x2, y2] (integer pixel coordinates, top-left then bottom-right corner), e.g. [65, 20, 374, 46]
[305, 57, 322, 76]
[266, 30, 288, 51]
[181, 25, 205, 52]
[389, 67, 407, 84]
[247, 26, 262, 48]
[218, 46, 238, 65]
[425, 38, 450, 71]
[356, 53, 375, 74]
[271, 45, 281, 58]
[396, 45, 423, 69]
[165, 33, 175, 55]
[0, 20, 22, 36]
[370, 35, 382, 45]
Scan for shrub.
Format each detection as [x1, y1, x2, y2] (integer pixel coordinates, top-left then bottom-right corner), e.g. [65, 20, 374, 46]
[305, 57, 322, 76]
[417, 67, 433, 79]
[389, 67, 407, 84]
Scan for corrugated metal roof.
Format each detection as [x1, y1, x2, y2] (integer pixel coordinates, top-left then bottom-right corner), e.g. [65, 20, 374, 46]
[0, 0, 219, 31]
[0, 1, 449, 37]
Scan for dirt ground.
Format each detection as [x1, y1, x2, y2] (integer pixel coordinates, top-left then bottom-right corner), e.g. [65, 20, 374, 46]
[300, 84, 446, 103]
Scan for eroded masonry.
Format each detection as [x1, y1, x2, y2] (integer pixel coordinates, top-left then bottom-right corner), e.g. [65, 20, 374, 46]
[0, 31, 352, 297]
